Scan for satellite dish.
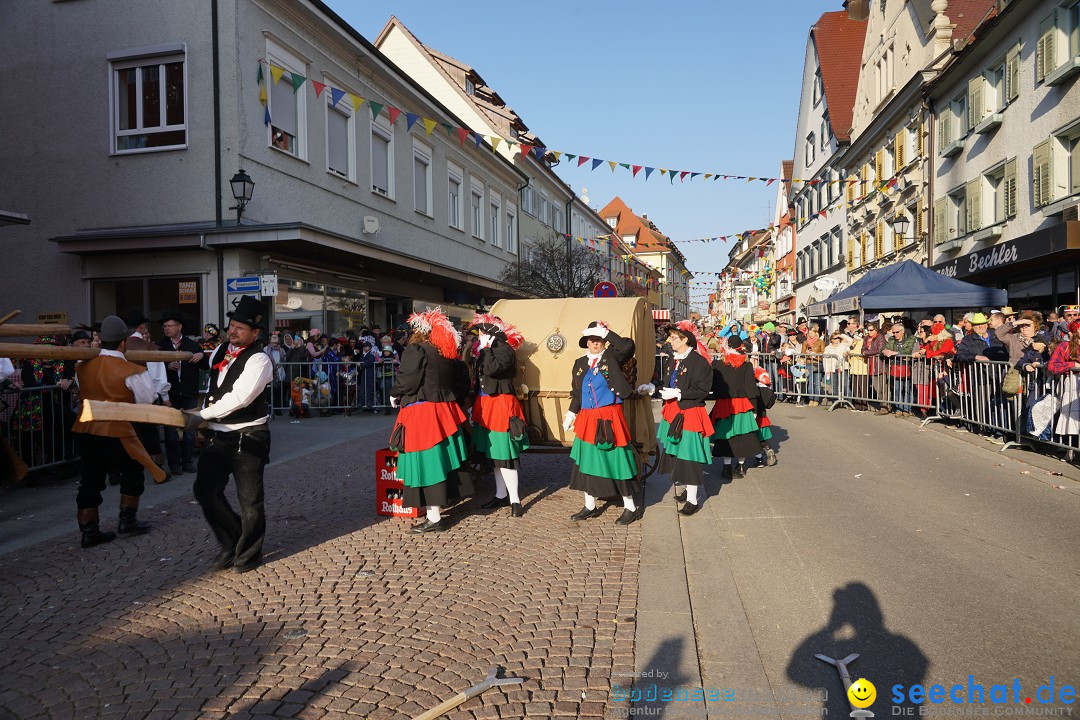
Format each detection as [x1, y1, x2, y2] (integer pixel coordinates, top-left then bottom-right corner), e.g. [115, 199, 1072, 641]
[813, 278, 839, 292]
[286, 297, 302, 309]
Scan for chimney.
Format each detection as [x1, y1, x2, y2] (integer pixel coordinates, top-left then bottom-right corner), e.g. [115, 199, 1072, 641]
[845, 0, 869, 21]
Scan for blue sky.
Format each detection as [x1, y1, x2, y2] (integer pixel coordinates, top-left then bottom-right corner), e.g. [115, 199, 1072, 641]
[328, 1, 842, 307]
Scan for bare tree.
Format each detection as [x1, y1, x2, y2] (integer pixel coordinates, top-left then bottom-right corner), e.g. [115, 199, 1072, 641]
[499, 231, 607, 298]
[615, 278, 650, 298]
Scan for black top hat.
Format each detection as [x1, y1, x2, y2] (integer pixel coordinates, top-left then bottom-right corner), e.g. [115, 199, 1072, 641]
[227, 295, 267, 329]
[579, 321, 609, 348]
[124, 307, 150, 328]
[159, 310, 184, 325]
[726, 335, 744, 351]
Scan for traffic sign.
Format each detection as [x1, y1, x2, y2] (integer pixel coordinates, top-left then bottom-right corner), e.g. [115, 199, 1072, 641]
[226, 276, 260, 293]
[260, 274, 278, 297]
[593, 281, 618, 298]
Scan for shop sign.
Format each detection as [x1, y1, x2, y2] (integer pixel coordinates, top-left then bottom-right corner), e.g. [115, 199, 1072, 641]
[832, 297, 859, 313]
[933, 223, 1078, 279]
[37, 312, 68, 324]
[178, 281, 197, 304]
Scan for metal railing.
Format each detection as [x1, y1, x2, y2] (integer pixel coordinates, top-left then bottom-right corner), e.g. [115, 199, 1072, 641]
[267, 360, 400, 416]
[1, 383, 79, 473]
[1016, 366, 1080, 461]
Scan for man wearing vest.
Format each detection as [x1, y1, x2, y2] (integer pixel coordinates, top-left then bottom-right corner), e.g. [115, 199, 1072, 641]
[188, 295, 272, 574]
[71, 315, 161, 548]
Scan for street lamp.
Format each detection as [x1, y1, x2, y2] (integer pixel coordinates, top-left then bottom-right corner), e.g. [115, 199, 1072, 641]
[891, 214, 910, 239]
[229, 169, 255, 225]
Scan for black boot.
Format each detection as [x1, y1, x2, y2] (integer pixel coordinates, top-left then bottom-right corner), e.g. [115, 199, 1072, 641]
[721, 465, 734, 479]
[78, 509, 116, 548]
[117, 498, 150, 537]
[734, 463, 746, 479]
[510, 502, 524, 517]
[480, 495, 510, 509]
[762, 443, 777, 467]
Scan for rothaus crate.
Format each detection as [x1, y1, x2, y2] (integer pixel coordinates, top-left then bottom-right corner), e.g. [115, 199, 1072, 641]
[375, 448, 419, 518]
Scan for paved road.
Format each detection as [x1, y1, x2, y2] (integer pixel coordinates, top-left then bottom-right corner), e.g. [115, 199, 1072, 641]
[628, 402, 1080, 719]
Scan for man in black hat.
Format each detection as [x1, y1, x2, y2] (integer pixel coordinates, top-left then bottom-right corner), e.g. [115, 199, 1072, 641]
[188, 295, 273, 574]
[157, 311, 205, 475]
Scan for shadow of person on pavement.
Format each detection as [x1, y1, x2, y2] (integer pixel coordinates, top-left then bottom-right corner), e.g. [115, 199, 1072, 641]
[617, 637, 702, 719]
[787, 582, 929, 717]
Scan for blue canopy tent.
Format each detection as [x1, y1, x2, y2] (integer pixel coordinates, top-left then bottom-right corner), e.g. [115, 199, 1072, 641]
[815, 260, 1007, 315]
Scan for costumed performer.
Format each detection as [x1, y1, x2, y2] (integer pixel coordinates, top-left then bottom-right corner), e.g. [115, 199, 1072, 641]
[389, 307, 469, 533]
[564, 321, 642, 526]
[470, 314, 531, 517]
[655, 321, 715, 516]
[752, 365, 778, 467]
[710, 335, 761, 479]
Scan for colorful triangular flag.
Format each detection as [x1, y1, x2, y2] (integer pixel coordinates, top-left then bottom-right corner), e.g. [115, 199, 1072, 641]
[405, 113, 420, 131]
[422, 118, 437, 135]
[387, 107, 401, 125]
[369, 102, 384, 120]
[290, 73, 306, 92]
[330, 87, 346, 107]
[269, 65, 285, 85]
[312, 80, 327, 98]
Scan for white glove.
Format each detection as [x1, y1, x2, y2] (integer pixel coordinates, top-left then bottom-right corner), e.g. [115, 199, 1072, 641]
[659, 387, 682, 401]
[390, 396, 399, 409]
[582, 325, 609, 340]
[562, 411, 576, 432]
[478, 333, 494, 349]
[183, 409, 204, 433]
[635, 383, 656, 395]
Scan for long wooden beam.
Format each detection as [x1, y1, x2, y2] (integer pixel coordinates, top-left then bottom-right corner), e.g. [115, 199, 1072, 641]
[0, 343, 192, 363]
[0, 324, 77, 338]
[78, 400, 190, 428]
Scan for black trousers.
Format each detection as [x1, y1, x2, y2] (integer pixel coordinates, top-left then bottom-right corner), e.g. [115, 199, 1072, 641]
[75, 434, 144, 509]
[192, 426, 270, 568]
[163, 396, 198, 467]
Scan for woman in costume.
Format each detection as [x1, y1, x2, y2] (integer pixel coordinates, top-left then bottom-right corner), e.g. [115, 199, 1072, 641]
[655, 321, 714, 516]
[710, 335, 761, 480]
[470, 314, 530, 517]
[389, 308, 469, 533]
[564, 321, 642, 525]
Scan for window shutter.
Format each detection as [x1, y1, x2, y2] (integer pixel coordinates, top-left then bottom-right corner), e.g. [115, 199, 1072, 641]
[968, 77, 984, 128]
[875, 149, 884, 181]
[846, 240, 855, 270]
[1033, 139, 1052, 206]
[933, 197, 947, 244]
[874, 221, 884, 258]
[1006, 45, 1020, 102]
[938, 114, 951, 150]
[1038, 17, 1054, 82]
[860, 231, 868, 265]
[916, 121, 925, 157]
[846, 179, 856, 203]
[1071, 139, 1080, 195]
[1003, 158, 1017, 218]
[895, 129, 907, 168]
[967, 178, 982, 232]
[916, 197, 924, 238]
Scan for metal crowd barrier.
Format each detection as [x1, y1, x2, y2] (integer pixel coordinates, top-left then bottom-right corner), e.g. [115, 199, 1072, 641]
[267, 360, 400, 416]
[1016, 366, 1080, 461]
[1, 383, 79, 473]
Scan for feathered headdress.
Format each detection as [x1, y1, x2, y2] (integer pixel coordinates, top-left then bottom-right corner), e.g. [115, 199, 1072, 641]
[408, 306, 461, 359]
[668, 320, 711, 361]
[470, 313, 523, 350]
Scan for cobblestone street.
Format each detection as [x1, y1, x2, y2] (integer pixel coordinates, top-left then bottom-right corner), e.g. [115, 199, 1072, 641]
[0, 428, 640, 719]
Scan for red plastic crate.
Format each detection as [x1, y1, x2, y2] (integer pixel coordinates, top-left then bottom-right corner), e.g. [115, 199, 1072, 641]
[375, 448, 419, 518]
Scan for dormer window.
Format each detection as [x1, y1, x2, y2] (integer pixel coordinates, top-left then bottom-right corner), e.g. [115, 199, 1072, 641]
[465, 78, 476, 96]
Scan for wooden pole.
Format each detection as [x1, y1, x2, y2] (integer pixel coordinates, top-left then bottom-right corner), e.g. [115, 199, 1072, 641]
[0, 343, 192, 363]
[0, 324, 77, 338]
[0, 310, 21, 327]
[78, 400, 191, 428]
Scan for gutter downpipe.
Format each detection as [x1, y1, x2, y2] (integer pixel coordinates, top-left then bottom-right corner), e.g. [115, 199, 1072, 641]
[925, 97, 935, 270]
[211, 0, 225, 321]
[565, 196, 574, 291]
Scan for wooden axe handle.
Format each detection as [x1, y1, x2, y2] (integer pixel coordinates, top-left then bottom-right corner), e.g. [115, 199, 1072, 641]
[0, 310, 20, 326]
[79, 400, 190, 428]
[0, 324, 76, 338]
[411, 692, 469, 720]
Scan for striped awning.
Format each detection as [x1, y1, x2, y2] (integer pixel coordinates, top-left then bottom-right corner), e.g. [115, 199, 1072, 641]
[652, 309, 671, 321]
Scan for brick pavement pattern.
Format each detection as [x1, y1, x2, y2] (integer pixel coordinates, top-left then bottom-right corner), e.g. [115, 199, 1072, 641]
[0, 431, 640, 719]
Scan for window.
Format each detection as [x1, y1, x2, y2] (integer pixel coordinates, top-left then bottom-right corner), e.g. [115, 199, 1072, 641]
[821, 115, 831, 150]
[413, 140, 432, 215]
[906, 123, 920, 163]
[109, 46, 186, 153]
[623, 234, 636, 247]
[506, 203, 518, 253]
[1036, 124, 1080, 207]
[489, 191, 501, 248]
[326, 92, 354, 181]
[986, 62, 1006, 114]
[947, 186, 967, 238]
[522, 186, 537, 217]
[984, 162, 1011, 226]
[606, 216, 617, 228]
[1037, 6, 1080, 85]
[266, 39, 307, 159]
[806, 134, 816, 165]
[813, 68, 823, 105]
[447, 163, 463, 230]
[470, 179, 484, 240]
[465, 77, 476, 96]
[540, 192, 551, 226]
[552, 205, 564, 232]
[939, 92, 968, 155]
[876, 45, 894, 104]
[371, 115, 394, 198]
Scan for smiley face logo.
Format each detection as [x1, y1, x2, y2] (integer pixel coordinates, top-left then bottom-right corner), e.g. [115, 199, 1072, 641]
[848, 678, 876, 709]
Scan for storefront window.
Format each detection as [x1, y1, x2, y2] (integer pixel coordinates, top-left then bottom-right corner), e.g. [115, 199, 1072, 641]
[93, 276, 203, 337]
[273, 279, 367, 339]
[1007, 276, 1053, 313]
[1056, 270, 1076, 308]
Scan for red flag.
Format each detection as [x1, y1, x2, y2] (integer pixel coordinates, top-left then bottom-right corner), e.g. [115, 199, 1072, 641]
[520, 144, 533, 159]
[578, 156, 590, 167]
[679, 171, 689, 182]
[311, 80, 326, 98]
[632, 165, 642, 178]
[387, 107, 402, 125]
[456, 128, 470, 145]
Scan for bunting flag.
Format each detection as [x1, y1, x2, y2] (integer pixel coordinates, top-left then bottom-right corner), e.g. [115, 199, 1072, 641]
[254, 63, 907, 194]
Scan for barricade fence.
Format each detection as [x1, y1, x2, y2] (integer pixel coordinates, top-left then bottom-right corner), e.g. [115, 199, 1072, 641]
[1, 383, 79, 473]
[268, 360, 400, 416]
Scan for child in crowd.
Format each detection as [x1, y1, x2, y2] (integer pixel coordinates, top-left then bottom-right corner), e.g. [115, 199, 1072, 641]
[289, 377, 312, 418]
[753, 366, 778, 466]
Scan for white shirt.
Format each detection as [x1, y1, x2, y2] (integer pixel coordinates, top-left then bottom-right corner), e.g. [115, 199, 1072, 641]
[0, 357, 15, 383]
[198, 345, 272, 431]
[131, 331, 171, 402]
[98, 349, 156, 404]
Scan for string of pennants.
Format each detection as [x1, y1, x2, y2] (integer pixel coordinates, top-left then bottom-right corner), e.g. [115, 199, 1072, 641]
[257, 63, 907, 197]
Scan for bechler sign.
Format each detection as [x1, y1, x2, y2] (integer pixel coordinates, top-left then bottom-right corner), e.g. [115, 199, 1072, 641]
[936, 243, 1020, 278]
[933, 223, 1079, 279]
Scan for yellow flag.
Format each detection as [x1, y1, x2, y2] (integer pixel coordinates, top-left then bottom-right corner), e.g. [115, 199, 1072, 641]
[259, 84, 266, 104]
[704, 173, 713, 180]
[660, 169, 668, 176]
[608, 161, 617, 172]
[350, 93, 365, 108]
[490, 136, 501, 152]
[422, 118, 438, 136]
[552, 150, 562, 161]
[269, 65, 285, 85]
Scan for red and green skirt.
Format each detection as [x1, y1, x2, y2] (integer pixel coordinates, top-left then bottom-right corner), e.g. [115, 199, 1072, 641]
[710, 397, 761, 459]
[657, 400, 714, 464]
[471, 393, 530, 464]
[392, 401, 468, 488]
[569, 405, 638, 496]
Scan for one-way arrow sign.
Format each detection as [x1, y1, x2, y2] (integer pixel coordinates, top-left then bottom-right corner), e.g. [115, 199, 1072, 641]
[226, 276, 260, 293]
